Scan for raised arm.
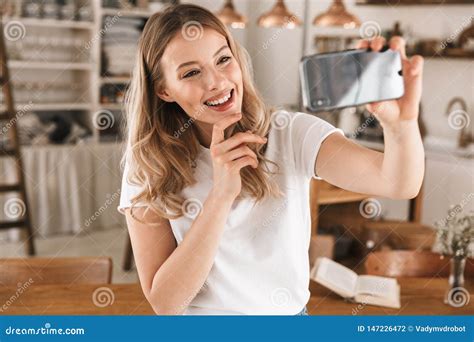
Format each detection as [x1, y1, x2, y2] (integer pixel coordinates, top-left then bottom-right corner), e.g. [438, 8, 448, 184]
[315, 36, 425, 200]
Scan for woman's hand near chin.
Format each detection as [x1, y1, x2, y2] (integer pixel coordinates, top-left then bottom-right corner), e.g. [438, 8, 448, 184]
[209, 112, 267, 202]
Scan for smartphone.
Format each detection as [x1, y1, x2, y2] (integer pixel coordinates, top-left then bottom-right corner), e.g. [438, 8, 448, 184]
[299, 47, 404, 112]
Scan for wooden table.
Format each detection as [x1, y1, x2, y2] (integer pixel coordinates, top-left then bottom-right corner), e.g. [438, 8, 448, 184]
[0, 278, 472, 315]
[309, 277, 474, 315]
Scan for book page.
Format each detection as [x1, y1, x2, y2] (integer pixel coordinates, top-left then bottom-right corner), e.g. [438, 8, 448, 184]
[356, 275, 398, 298]
[312, 258, 358, 297]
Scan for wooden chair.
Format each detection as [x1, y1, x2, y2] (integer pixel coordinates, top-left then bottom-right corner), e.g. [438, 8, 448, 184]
[360, 181, 437, 252]
[0, 257, 113, 286]
[362, 220, 435, 251]
[364, 250, 474, 278]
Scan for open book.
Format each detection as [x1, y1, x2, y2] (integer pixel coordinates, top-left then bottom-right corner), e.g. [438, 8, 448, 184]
[310, 257, 401, 309]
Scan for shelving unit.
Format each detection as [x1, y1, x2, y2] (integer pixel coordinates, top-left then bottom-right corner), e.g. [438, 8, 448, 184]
[4, 17, 95, 30]
[0, 103, 92, 112]
[8, 60, 93, 70]
[1, 0, 159, 144]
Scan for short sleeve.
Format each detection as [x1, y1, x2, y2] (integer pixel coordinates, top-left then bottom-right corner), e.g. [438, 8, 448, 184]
[290, 111, 344, 180]
[117, 159, 147, 214]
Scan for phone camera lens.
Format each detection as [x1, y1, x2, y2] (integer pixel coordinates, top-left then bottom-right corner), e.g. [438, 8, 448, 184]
[313, 98, 330, 107]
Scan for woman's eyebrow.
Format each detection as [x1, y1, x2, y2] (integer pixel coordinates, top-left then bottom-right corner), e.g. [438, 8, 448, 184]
[176, 45, 229, 71]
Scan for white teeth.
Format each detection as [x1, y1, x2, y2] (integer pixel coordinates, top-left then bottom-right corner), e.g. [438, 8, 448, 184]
[205, 91, 232, 106]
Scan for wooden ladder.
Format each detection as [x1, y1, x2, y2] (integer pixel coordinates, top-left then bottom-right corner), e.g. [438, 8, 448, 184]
[0, 18, 35, 255]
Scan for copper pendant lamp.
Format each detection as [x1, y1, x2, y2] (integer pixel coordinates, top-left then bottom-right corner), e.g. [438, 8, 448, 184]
[216, 0, 247, 29]
[257, 0, 302, 29]
[313, 0, 361, 29]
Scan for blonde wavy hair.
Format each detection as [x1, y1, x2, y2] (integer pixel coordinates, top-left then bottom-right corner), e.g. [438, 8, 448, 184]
[123, 4, 280, 220]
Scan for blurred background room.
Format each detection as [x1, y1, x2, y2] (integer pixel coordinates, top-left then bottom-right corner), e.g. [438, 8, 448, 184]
[0, 0, 473, 315]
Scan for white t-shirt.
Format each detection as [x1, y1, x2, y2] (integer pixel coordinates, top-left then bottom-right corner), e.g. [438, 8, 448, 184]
[118, 109, 344, 315]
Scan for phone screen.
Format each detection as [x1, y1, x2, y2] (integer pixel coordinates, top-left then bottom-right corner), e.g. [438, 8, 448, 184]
[299, 49, 404, 112]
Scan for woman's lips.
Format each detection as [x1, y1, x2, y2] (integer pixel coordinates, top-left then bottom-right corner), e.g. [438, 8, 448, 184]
[204, 89, 235, 112]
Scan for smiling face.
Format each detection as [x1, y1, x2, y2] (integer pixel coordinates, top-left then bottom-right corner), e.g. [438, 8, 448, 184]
[157, 27, 243, 142]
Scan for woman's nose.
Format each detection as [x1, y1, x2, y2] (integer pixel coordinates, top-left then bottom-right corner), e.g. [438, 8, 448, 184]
[204, 68, 226, 91]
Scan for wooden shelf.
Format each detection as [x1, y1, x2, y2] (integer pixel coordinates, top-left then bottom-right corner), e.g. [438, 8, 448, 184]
[1, 103, 92, 111]
[100, 76, 131, 84]
[101, 8, 154, 18]
[4, 18, 94, 30]
[99, 103, 124, 111]
[415, 53, 474, 61]
[8, 61, 93, 70]
[318, 188, 369, 205]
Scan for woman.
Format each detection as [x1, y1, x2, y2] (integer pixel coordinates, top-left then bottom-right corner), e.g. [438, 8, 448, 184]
[118, 4, 424, 315]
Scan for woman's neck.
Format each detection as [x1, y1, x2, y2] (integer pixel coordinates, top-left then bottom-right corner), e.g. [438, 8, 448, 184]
[194, 122, 213, 149]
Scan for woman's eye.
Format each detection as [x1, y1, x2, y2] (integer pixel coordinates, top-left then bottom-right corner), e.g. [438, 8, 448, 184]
[219, 56, 231, 64]
[183, 70, 200, 78]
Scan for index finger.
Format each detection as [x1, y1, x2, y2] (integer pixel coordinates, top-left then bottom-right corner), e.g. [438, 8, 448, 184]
[355, 39, 369, 49]
[389, 36, 407, 59]
[211, 113, 242, 146]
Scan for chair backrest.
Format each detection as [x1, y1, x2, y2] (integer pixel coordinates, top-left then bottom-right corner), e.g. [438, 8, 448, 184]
[364, 250, 474, 278]
[0, 257, 113, 286]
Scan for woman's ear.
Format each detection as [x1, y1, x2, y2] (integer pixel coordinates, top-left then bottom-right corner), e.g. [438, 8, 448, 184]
[156, 87, 174, 103]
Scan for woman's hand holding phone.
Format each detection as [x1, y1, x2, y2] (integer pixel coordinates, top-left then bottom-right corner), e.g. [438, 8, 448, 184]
[355, 35, 424, 129]
[209, 112, 267, 201]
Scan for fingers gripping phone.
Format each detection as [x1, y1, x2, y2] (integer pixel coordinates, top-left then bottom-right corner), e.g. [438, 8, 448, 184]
[299, 47, 404, 112]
